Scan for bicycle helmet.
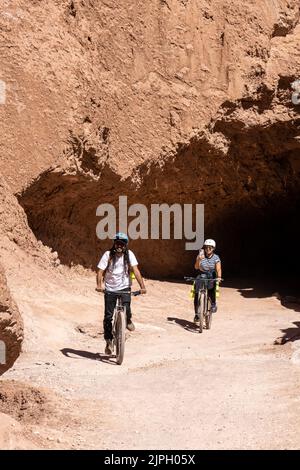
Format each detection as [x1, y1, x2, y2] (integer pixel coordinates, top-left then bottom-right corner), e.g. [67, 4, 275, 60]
[204, 238, 216, 248]
[114, 232, 129, 244]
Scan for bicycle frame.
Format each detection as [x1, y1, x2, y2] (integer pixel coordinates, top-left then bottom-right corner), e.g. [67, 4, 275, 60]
[184, 276, 222, 333]
[112, 296, 124, 333]
[197, 279, 212, 332]
[104, 290, 141, 364]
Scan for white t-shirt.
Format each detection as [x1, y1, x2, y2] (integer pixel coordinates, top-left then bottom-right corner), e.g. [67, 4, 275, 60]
[97, 250, 138, 291]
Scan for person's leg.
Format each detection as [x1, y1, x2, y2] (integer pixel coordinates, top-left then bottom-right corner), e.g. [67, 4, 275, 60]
[208, 287, 217, 312]
[194, 291, 199, 314]
[104, 293, 116, 342]
[123, 298, 132, 323]
[120, 290, 134, 330]
[194, 276, 201, 321]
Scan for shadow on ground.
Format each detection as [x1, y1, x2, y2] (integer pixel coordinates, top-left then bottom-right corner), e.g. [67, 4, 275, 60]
[167, 316, 200, 333]
[224, 277, 300, 314]
[60, 348, 117, 365]
[225, 277, 300, 346]
[274, 321, 300, 345]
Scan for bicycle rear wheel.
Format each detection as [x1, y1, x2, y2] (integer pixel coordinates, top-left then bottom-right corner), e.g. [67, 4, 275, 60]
[197, 291, 206, 333]
[115, 307, 126, 365]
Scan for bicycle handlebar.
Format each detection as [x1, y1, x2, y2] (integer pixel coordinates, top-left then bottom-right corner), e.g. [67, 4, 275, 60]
[184, 276, 223, 282]
[103, 290, 141, 296]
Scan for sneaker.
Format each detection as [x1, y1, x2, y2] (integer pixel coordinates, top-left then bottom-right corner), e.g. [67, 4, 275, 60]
[211, 304, 217, 313]
[105, 340, 112, 355]
[127, 321, 135, 332]
[194, 315, 200, 323]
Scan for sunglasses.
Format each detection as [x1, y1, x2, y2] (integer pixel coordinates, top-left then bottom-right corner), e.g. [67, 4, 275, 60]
[204, 245, 214, 249]
[115, 240, 126, 246]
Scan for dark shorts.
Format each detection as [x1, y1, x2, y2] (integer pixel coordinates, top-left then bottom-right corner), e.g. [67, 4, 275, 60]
[195, 271, 216, 292]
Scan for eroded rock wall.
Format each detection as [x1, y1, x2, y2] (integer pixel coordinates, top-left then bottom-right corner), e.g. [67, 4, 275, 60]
[0, 264, 23, 375]
[0, 173, 59, 375]
[1, 0, 299, 193]
[0, 2, 300, 287]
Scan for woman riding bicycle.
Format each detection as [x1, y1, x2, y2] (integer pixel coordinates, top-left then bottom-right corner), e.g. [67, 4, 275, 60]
[194, 238, 222, 322]
[96, 232, 146, 355]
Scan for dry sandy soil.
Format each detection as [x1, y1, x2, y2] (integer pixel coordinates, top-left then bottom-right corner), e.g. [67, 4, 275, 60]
[1, 249, 300, 450]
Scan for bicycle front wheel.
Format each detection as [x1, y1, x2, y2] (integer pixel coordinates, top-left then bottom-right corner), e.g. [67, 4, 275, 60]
[115, 307, 126, 365]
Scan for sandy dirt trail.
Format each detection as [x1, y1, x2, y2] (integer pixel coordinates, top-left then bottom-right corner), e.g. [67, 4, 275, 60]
[1, 254, 300, 450]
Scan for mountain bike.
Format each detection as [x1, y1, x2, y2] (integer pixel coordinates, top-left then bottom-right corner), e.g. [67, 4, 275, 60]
[105, 290, 141, 365]
[184, 276, 222, 333]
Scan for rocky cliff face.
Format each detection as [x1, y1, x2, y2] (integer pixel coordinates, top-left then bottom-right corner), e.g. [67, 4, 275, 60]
[1, 1, 300, 370]
[1, 0, 299, 191]
[0, 264, 23, 375]
[0, 176, 59, 375]
[1, 0, 300, 273]
[1, 0, 297, 277]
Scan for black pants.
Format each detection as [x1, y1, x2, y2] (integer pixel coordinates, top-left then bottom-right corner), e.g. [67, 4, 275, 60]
[104, 289, 132, 341]
[194, 273, 216, 314]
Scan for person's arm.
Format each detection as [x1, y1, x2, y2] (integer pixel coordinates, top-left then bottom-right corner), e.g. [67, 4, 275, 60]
[96, 251, 109, 292]
[195, 249, 205, 270]
[96, 268, 105, 292]
[132, 265, 146, 294]
[216, 261, 222, 280]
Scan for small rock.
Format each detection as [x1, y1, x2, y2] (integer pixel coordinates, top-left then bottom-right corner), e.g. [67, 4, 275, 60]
[170, 110, 181, 127]
[201, 65, 210, 72]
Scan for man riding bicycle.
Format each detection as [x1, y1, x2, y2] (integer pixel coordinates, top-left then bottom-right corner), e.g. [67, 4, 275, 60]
[194, 238, 222, 323]
[96, 232, 146, 355]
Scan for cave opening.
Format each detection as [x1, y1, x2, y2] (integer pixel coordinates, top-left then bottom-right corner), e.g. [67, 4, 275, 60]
[18, 146, 300, 301]
[17, 102, 300, 306]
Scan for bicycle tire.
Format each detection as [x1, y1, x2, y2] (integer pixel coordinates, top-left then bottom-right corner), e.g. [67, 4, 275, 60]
[115, 307, 126, 365]
[197, 291, 205, 333]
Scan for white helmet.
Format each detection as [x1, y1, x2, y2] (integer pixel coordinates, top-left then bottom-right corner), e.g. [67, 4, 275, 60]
[204, 238, 216, 248]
